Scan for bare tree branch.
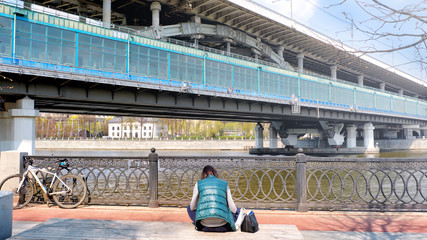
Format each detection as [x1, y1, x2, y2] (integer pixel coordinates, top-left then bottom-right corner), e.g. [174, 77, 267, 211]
[328, 0, 427, 75]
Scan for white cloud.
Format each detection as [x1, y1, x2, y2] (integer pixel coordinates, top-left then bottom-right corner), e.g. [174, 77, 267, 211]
[254, 0, 317, 24]
[292, 0, 317, 23]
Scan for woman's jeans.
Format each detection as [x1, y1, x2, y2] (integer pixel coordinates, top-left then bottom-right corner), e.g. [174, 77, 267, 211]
[187, 205, 241, 224]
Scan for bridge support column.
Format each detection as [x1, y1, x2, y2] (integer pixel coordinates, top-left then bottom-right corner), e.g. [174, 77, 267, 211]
[363, 122, 375, 149]
[255, 123, 264, 148]
[151, 2, 161, 29]
[404, 128, 413, 139]
[319, 121, 345, 147]
[252, 48, 260, 63]
[271, 121, 298, 147]
[224, 38, 233, 54]
[268, 124, 278, 148]
[403, 125, 419, 139]
[102, 0, 111, 28]
[330, 65, 337, 81]
[421, 126, 427, 138]
[398, 89, 404, 96]
[357, 74, 364, 87]
[379, 82, 385, 92]
[346, 124, 357, 148]
[277, 45, 285, 62]
[297, 53, 304, 73]
[0, 97, 39, 155]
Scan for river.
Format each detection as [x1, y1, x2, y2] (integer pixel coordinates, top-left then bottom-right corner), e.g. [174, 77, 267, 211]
[36, 149, 427, 158]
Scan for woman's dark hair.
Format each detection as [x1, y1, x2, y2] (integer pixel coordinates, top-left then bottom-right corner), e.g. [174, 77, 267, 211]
[201, 165, 218, 179]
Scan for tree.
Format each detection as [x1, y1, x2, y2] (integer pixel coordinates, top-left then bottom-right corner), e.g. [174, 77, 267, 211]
[329, 0, 426, 74]
[0, 74, 14, 111]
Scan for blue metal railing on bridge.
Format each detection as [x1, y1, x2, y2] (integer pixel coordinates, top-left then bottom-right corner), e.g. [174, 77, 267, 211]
[0, 2, 425, 119]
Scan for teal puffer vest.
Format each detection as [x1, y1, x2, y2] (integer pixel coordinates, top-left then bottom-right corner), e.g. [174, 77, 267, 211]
[195, 175, 236, 231]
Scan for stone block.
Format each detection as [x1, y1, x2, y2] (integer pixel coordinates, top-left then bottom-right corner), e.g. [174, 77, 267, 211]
[0, 151, 27, 179]
[0, 191, 13, 240]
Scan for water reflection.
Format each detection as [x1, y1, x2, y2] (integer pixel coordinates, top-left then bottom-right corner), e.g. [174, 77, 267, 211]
[36, 149, 427, 158]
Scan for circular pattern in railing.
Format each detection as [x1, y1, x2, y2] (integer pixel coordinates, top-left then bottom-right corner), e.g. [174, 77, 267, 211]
[23, 155, 427, 210]
[24, 156, 150, 205]
[306, 161, 427, 208]
[158, 157, 297, 206]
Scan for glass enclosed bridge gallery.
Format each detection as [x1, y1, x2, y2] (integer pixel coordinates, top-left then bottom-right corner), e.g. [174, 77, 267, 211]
[0, 3, 425, 118]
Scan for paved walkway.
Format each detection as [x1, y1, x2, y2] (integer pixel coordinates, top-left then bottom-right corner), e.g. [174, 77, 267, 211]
[9, 205, 427, 239]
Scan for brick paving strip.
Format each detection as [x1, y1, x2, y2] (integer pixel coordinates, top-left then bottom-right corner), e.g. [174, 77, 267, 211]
[12, 205, 427, 234]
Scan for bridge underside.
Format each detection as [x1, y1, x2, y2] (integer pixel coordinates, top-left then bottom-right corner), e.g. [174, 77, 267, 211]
[1, 69, 424, 128]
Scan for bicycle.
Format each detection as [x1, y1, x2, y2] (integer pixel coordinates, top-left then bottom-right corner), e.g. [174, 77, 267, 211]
[0, 158, 87, 209]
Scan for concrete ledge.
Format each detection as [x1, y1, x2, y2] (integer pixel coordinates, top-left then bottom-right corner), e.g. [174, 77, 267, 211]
[0, 191, 13, 240]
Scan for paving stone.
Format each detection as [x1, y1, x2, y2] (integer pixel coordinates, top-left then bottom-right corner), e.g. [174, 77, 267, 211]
[10, 218, 304, 240]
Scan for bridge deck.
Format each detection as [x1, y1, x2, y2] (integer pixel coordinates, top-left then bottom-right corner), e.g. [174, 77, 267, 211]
[0, 2, 425, 121]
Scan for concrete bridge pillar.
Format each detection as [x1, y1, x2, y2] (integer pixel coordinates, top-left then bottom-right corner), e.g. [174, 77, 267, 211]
[357, 74, 364, 87]
[191, 15, 202, 24]
[268, 124, 278, 148]
[252, 48, 261, 63]
[404, 128, 413, 139]
[151, 2, 162, 29]
[297, 53, 304, 73]
[330, 65, 337, 81]
[403, 125, 419, 139]
[277, 45, 285, 61]
[319, 121, 345, 147]
[224, 38, 233, 54]
[421, 126, 427, 138]
[0, 97, 39, 155]
[346, 124, 357, 148]
[102, 0, 111, 28]
[255, 123, 264, 148]
[379, 82, 385, 92]
[363, 122, 375, 149]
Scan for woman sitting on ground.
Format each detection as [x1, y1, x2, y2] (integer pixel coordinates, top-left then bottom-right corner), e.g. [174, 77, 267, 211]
[187, 165, 241, 232]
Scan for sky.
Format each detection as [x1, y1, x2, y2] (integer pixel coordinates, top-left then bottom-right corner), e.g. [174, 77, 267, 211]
[254, 0, 426, 82]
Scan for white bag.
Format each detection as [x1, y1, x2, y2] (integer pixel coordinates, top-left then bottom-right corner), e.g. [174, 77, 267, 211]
[235, 207, 246, 230]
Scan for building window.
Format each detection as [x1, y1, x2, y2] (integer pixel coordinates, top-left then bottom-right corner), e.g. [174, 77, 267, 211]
[144, 132, 146, 136]
[149, 126, 152, 130]
[117, 127, 120, 131]
[144, 126, 146, 130]
[112, 127, 115, 130]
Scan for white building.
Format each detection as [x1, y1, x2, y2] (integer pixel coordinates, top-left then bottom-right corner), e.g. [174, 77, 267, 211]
[108, 117, 166, 139]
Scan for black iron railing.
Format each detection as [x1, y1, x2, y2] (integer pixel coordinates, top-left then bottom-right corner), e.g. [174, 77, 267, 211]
[23, 149, 427, 211]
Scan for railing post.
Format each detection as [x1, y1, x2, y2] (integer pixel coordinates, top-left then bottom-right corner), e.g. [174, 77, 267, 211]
[296, 148, 308, 212]
[148, 148, 159, 208]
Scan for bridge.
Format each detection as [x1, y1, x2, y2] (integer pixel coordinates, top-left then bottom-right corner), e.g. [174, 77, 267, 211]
[0, 0, 426, 155]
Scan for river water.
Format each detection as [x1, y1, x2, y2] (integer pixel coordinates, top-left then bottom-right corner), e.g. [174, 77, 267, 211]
[36, 149, 427, 158]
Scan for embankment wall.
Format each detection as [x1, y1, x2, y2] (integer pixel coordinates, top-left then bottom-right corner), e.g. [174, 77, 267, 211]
[35, 138, 427, 150]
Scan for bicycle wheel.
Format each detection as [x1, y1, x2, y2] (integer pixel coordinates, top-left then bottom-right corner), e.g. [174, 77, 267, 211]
[52, 174, 87, 209]
[0, 174, 34, 209]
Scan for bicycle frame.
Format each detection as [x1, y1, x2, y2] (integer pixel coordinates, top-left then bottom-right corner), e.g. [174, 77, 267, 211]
[18, 165, 71, 196]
